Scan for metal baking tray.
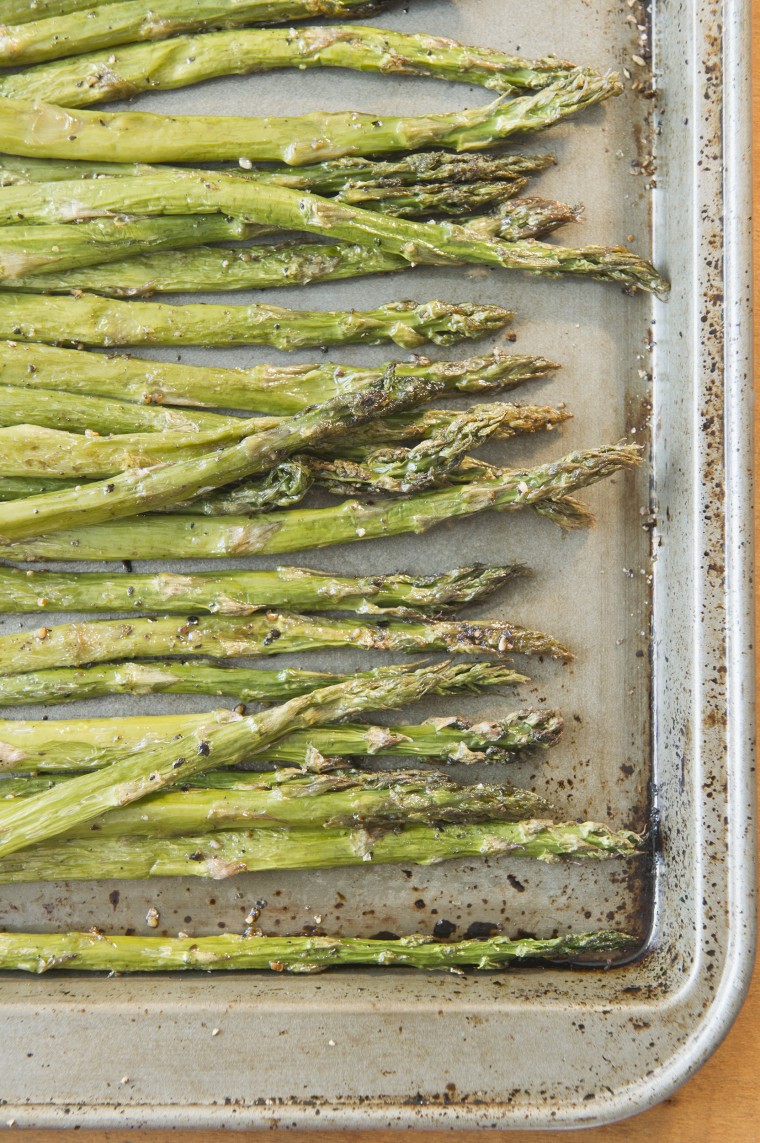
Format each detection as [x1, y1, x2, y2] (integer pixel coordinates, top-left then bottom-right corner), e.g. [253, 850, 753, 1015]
[0, 0, 754, 1129]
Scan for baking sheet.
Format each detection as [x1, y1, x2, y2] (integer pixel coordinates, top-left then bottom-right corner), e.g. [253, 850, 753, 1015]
[0, 0, 754, 1129]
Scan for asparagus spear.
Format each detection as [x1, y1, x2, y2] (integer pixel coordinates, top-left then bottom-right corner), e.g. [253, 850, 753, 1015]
[0, 928, 635, 973]
[0, 26, 580, 108]
[0, 471, 317, 511]
[0, 364, 452, 539]
[334, 179, 527, 216]
[0, 216, 273, 279]
[8, 203, 580, 296]
[0, 475, 78, 500]
[306, 403, 570, 496]
[14, 402, 558, 514]
[28, 775, 557, 836]
[463, 198, 581, 241]
[0, 466, 312, 518]
[0, 150, 555, 191]
[0, 402, 554, 478]
[169, 459, 318, 516]
[0, 706, 557, 767]
[0, 445, 640, 561]
[0, 818, 643, 880]
[0, 172, 666, 293]
[0, 395, 558, 464]
[0, 192, 572, 282]
[0, 0, 393, 65]
[0, 463, 312, 516]
[107, 406, 563, 515]
[0, 342, 557, 415]
[0, 662, 357, 708]
[0, 611, 571, 674]
[0, 769, 333, 797]
[0, 293, 513, 350]
[0, 659, 534, 857]
[0, 563, 523, 616]
[0, 73, 620, 161]
[0, 389, 238, 435]
[0, 0, 110, 22]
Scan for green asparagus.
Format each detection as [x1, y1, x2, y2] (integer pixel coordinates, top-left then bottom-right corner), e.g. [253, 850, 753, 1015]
[0, 0, 120, 22]
[0, 402, 556, 478]
[0, 563, 524, 616]
[0, 150, 555, 191]
[0, 466, 314, 515]
[0, 611, 571, 674]
[0, 818, 643, 880]
[0, 388, 239, 434]
[306, 403, 570, 496]
[0, 170, 666, 292]
[0, 445, 641, 560]
[0, 706, 557, 767]
[0, 74, 620, 160]
[16, 774, 556, 836]
[0, 659, 537, 857]
[0, 366, 451, 540]
[0, 293, 514, 350]
[0, 662, 357, 709]
[0, 215, 272, 279]
[0, 0, 393, 65]
[0, 343, 558, 417]
[173, 411, 568, 511]
[0, 25, 580, 107]
[7, 203, 580, 296]
[0, 929, 635, 973]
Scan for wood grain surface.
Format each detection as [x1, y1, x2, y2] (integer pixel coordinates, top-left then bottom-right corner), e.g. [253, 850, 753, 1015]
[4, 4, 759, 1141]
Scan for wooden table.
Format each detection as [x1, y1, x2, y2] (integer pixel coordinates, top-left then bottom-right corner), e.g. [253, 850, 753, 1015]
[5, 7, 759, 1143]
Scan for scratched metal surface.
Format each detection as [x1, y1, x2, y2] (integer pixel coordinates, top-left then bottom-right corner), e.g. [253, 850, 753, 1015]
[0, 0, 754, 1130]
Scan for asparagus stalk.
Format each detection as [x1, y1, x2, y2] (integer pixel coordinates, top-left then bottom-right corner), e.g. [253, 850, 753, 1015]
[169, 459, 318, 517]
[0, 365, 452, 540]
[0, 475, 78, 500]
[27, 774, 557, 836]
[0, 74, 621, 161]
[0, 388, 239, 434]
[0, 659, 534, 857]
[8, 203, 580, 296]
[0, 216, 273, 279]
[0, 150, 555, 191]
[334, 179, 527, 217]
[0, 402, 555, 478]
[0, 193, 573, 282]
[0, 445, 641, 560]
[0, 471, 313, 513]
[0, 0, 109, 22]
[196, 403, 566, 510]
[0, 611, 571, 674]
[0, 706, 557, 768]
[0, 293, 514, 350]
[306, 403, 570, 496]
[0, 769, 332, 797]
[463, 197, 581, 241]
[0, 400, 559, 474]
[0, 0, 393, 65]
[0, 342, 557, 415]
[0, 929, 635, 973]
[0, 660, 528, 709]
[0, 26, 581, 108]
[0, 464, 315, 516]
[0, 171, 666, 293]
[0, 662, 357, 709]
[0, 238, 458, 300]
[0, 818, 643, 880]
[0, 563, 523, 616]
